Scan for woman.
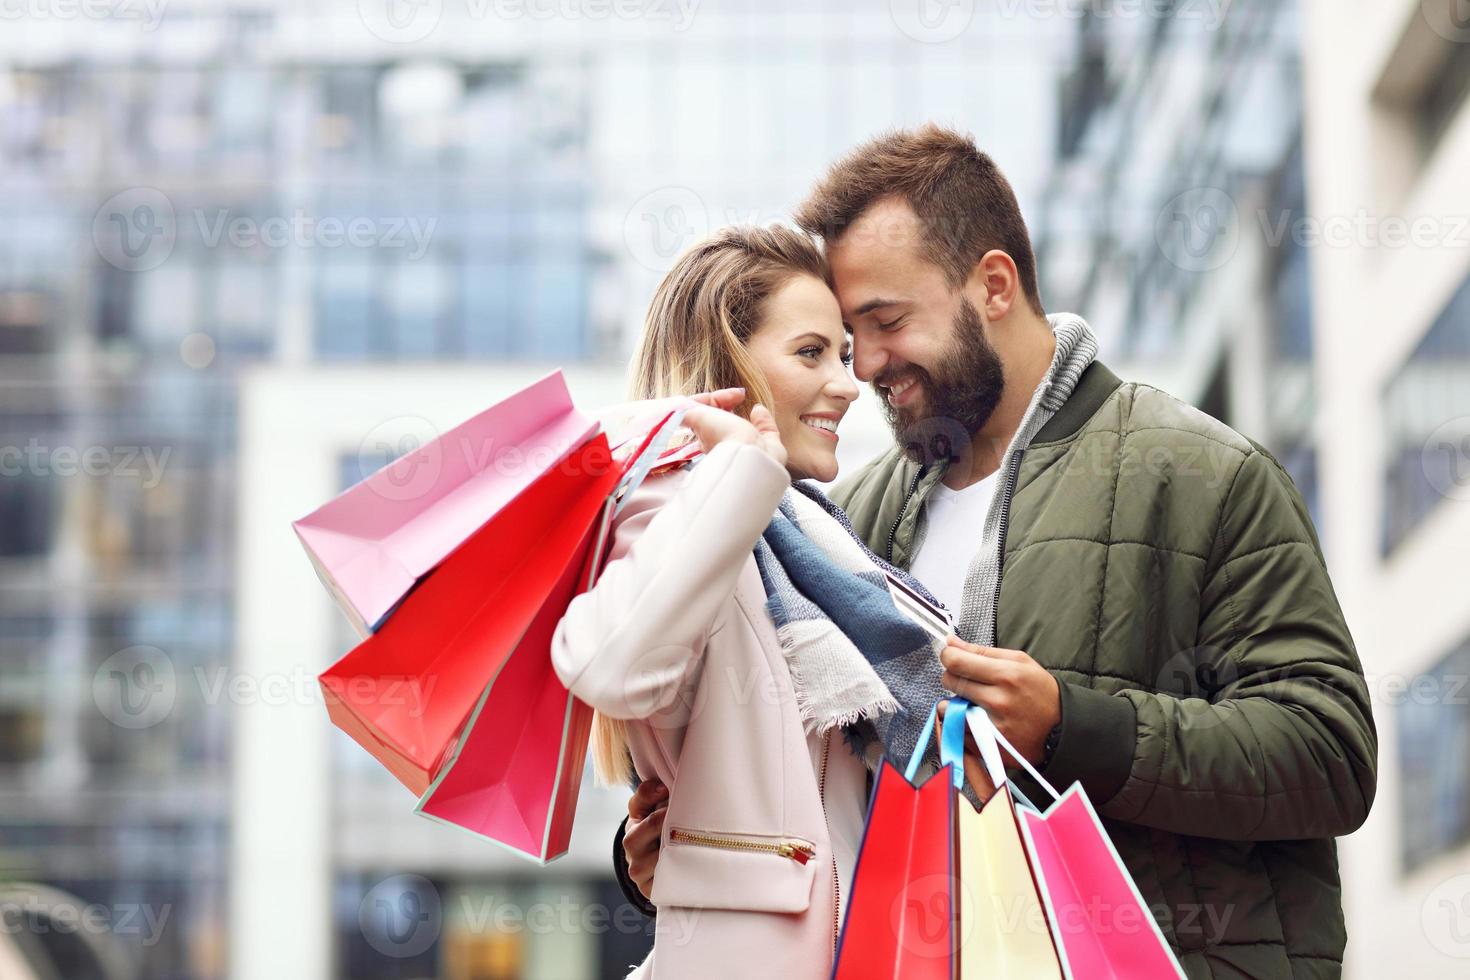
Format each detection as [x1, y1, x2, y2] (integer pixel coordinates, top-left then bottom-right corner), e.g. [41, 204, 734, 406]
[551, 226, 945, 978]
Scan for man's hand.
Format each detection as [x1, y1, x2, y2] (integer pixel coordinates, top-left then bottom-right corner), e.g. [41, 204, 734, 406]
[623, 778, 668, 901]
[934, 699, 1001, 801]
[939, 636, 1061, 765]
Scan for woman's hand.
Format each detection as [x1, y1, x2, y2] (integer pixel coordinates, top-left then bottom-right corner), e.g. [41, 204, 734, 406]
[682, 387, 787, 469]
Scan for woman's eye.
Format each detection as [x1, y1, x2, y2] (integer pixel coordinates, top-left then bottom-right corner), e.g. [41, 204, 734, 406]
[799, 346, 823, 360]
[840, 350, 854, 367]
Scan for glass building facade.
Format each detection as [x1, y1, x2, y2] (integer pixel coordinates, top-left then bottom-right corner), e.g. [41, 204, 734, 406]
[0, 24, 593, 980]
[1, 5, 1067, 978]
[1032, 0, 1318, 512]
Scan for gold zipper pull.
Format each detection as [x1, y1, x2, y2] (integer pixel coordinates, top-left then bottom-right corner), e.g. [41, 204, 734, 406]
[671, 827, 816, 865]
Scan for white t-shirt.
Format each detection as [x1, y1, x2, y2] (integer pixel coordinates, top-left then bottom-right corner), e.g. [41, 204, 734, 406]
[908, 471, 1000, 618]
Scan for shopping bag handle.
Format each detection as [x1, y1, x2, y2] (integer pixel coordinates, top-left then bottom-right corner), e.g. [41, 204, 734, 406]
[903, 701, 946, 784]
[900, 697, 1000, 790]
[941, 696, 1007, 791]
[956, 697, 1061, 804]
[613, 405, 693, 518]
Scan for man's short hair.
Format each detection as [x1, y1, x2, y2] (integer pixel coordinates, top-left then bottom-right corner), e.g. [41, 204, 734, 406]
[794, 124, 1044, 314]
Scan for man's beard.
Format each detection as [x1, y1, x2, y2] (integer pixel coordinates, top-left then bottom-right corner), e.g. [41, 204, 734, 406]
[878, 297, 1006, 466]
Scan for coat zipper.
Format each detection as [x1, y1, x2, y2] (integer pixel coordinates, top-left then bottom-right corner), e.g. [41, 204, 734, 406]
[817, 729, 839, 962]
[884, 466, 926, 564]
[987, 450, 1024, 647]
[667, 828, 816, 865]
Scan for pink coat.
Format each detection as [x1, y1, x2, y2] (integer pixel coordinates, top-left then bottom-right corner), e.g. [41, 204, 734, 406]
[552, 441, 856, 979]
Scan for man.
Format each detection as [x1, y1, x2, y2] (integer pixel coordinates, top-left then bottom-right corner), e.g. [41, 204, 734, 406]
[616, 125, 1376, 978]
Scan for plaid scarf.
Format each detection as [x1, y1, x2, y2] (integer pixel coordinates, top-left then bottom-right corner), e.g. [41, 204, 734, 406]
[750, 313, 1101, 770]
[753, 483, 946, 768]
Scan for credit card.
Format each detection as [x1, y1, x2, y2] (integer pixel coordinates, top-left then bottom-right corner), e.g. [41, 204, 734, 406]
[883, 570, 953, 641]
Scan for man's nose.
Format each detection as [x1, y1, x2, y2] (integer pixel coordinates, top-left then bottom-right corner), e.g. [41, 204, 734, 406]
[852, 339, 887, 383]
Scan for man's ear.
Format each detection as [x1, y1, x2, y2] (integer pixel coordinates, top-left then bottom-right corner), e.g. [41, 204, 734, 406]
[965, 249, 1020, 321]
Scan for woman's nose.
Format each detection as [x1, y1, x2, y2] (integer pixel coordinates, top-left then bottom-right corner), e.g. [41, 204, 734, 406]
[828, 367, 860, 403]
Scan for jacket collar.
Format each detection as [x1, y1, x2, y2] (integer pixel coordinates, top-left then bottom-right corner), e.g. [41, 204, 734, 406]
[1031, 359, 1122, 445]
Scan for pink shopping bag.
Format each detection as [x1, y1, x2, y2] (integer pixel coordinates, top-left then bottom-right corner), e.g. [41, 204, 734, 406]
[318, 433, 622, 796]
[962, 707, 1185, 979]
[293, 370, 600, 636]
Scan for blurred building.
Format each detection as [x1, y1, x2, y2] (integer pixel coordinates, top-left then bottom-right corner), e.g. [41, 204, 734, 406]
[1033, 0, 1317, 510]
[1300, 0, 1470, 974]
[0, 6, 604, 980]
[0, 2, 1070, 979]
[1035, 0, 1470, 975]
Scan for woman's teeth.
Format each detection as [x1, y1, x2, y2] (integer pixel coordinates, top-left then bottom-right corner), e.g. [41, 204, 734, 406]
[801, 416, 839, 435]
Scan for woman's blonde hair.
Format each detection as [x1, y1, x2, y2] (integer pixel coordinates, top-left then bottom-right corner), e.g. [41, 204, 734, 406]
[592, 224, 831, 786]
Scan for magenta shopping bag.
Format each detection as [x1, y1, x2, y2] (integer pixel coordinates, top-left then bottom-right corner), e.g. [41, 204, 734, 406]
[961, 708, 1184, 979]
[293, 371, 600, 636]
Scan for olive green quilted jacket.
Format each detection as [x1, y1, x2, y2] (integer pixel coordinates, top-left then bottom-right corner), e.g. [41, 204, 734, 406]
[830, 360, 1377, 979]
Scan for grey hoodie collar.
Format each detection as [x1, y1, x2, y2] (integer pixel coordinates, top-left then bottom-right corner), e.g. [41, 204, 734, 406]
[938, 312, 1099, 644]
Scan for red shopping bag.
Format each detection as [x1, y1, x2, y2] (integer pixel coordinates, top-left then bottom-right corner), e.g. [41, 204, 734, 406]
[319, 433, 623, 795]
[834, 709, 958, 979]
[408, 399, 697, 859]
[314, 390, 693, 851]
[410, 405, 694, 861]
[411, 495, 614, 862]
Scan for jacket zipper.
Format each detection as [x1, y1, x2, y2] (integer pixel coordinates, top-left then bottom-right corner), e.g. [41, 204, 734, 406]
[987, 451, 1024, 647]
[668, 828, 816, 865]
[818, 729, 839, 963]
[884, 466, 926, 564]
